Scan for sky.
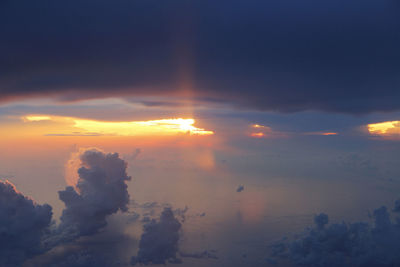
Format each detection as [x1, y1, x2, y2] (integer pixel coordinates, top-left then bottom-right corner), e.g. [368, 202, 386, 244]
[1, 1, 400, 267]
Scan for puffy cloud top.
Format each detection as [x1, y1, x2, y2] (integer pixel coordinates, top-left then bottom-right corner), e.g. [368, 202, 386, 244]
[58, 149, 131, 237]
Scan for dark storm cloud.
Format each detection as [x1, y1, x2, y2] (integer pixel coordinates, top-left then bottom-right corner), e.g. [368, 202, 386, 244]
[1, 0, 400, 113]
[0, 180, 52, 267]
[270, 200, 400, 266]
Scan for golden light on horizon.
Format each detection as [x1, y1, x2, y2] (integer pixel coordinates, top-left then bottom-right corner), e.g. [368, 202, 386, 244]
[252, 124, 267, 129]
[368, 121, 400, 135]
[367, 120, 400, 138]
[21, 115, 214, 136]
[321, 132, 337, 136]
[250, 123, 270, 138]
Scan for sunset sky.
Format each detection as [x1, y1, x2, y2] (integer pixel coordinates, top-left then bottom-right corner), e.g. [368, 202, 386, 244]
[1, 1, 400, 267]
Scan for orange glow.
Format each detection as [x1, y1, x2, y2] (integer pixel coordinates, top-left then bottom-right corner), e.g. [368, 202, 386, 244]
[368, 121, 400, 136]
[252, 124, 267, 129]
[304, 131, 338, 136]
[321, 132, 337, 136]
[250, 132, 266, 138]
[20, 115, 214, 137]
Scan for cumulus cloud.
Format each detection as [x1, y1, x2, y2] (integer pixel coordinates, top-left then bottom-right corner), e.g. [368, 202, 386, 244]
[269, 200, 400, 266]
[131, 208, 182, 265]
[0, 180, 52, 267]
[57, 148, 131, 241]
[0, 148, 211, 266]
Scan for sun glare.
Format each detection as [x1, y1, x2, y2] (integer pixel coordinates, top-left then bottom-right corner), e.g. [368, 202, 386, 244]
[21, 115, 214, 136]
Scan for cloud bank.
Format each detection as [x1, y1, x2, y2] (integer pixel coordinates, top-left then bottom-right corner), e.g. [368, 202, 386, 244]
[270, 200, 400, 267]
[1, 0, 400, 113]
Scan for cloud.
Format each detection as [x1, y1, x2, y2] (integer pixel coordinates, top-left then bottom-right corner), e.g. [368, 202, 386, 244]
[0, 148, 212, 266]
[131, 208, 182, 265]
[236, 185, 244, 192]
[57, 148, 131, 241]
[0, 180, 52, 267]
[269, 200, 400, 266]
[124, 148, 142, 161]
[1, 1, 400, 113]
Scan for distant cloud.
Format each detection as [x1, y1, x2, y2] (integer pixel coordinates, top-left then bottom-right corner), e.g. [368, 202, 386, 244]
[131, 208, 182, 265]
[124, 148, 142, 161]
[236, 185, 244, 192]
[269, 200, 400, 266]
[0, 180, 52, 267]
[180, 250, 218, 260]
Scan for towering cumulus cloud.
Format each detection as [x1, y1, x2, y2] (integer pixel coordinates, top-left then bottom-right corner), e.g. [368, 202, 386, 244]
[0, 180, 52, 267]
[270, 200, 400, 267]
[58, 148, 131, 239]
[131, 208, 182, 265]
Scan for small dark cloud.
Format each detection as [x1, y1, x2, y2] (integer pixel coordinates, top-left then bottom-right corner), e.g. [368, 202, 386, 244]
[236, 185, 244, 193]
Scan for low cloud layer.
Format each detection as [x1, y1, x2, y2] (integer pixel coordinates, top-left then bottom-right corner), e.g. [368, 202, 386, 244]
[270, 200, 400, 266]
[0, 180, 52, 267]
